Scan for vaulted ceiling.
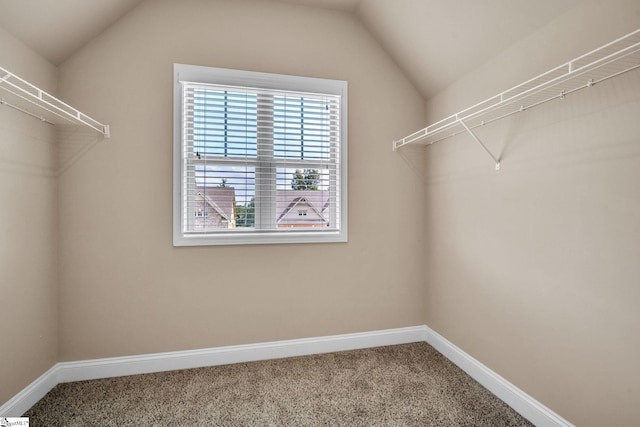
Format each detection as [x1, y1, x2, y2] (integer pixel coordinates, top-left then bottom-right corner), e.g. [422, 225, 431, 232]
[0, 0, 582, 99]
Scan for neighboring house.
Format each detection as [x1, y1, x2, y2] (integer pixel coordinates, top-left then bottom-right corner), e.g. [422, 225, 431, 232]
[193, 188, 330, 229]
[276, 190, 330, 228]
[193, 187, 236, 229]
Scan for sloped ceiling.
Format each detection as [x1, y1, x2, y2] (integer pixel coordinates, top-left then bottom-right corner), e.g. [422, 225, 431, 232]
[0, 0, 581, 99]
[0, 0, 147, 67]
[355, 0, 582, 98]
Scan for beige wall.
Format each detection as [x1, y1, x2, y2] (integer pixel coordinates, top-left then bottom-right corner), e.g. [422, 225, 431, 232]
[56, 0, 426, 361]
[0, 27, 58, 406]
[422, 1, 640, 426]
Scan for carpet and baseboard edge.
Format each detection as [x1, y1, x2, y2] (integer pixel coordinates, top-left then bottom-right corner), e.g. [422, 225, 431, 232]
[0, 325, 573, 427]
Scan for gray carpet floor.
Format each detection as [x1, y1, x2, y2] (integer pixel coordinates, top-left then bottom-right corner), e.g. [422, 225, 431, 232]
[25, 342, 534, 426]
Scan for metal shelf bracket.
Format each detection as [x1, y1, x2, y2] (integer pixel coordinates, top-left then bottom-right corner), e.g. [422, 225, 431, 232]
[458, 119, 501, 171]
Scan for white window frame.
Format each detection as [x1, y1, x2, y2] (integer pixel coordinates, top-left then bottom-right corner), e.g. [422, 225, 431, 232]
[173, 64, 348, 246]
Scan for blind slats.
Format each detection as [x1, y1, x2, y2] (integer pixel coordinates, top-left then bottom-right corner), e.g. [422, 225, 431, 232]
[182, 81, 341, 233]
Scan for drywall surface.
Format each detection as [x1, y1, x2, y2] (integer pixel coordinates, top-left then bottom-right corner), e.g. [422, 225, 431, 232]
[57, 0, 426, 361]
[422, 1, 640, 426]
[0, 27, 58, 407]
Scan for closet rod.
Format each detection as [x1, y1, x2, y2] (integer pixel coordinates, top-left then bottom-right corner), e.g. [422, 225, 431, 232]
[1, 97, 55, 125]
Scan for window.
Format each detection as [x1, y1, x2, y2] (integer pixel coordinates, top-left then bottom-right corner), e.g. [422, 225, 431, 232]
[173, 64, 347, 246]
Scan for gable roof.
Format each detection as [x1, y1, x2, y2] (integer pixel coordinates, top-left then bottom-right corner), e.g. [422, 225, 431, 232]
[276, 190, 329, 224]
[195, 187, 236, 222]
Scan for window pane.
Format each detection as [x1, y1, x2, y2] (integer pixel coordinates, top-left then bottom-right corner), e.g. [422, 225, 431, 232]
[273, 95, 333, 161]
[276, 167, 334, 229]
[192, 88, 257, 158]
[185, 165, 255, 231]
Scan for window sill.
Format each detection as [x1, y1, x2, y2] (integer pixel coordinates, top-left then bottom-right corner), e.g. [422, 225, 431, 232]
[173, 229, 348, 246]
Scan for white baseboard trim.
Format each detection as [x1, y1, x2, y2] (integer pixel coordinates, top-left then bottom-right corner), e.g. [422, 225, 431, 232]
[0, 365, 60, 418]
[422, 325, 574, 427]
[0, 325, 425, 417]
[0, 324, 574, 427]
[55, 325, 427, 383]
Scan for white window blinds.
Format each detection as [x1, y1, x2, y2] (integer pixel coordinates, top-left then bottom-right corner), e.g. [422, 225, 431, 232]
[174, 64, 347, 246]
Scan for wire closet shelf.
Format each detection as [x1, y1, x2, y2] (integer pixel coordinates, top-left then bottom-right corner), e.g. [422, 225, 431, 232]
[0, 65, 110, 138]
[392, 29, 640, 170]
